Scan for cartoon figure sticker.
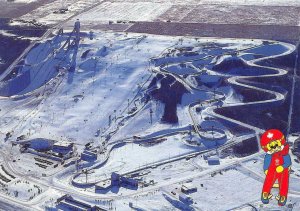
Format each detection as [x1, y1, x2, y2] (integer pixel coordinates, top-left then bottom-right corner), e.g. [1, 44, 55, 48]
[260, 129, 292, 206]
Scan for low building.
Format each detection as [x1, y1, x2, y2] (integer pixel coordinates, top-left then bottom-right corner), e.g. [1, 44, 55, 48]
[81, 150, 97, 161]
[56, 194, 106, 211]
[110, 173, 138, 189]
[207, 156, 220, 165]
[120, 176, 138, 188]
[292, 138, 300, 157]
[53, 141, 73, 154]
[181, 183, 197, 194]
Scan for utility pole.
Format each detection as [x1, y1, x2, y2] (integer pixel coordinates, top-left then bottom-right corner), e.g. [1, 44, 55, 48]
[150, 108, 153, 124]
[127, 99, 130, 113]
[82, 169, 89, 184]
[52, 112, 55, 124]
[213, 88, 216, 100]
[86, 170, 88, 184]
[216, 142, 219, 157]
[76, 158, 80, 173]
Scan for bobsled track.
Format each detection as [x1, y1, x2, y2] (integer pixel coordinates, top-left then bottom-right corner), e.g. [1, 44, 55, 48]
[211, 41, 296, 135]
[153, 40, 296, 137]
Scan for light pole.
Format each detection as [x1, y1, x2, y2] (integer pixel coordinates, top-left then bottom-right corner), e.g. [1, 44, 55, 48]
[150, 108, 153, 124]
[213, 88, 216, 100]
[127, 99, 130, 113]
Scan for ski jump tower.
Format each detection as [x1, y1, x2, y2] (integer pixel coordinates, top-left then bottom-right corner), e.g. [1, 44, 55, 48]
[69, 19, 80, 72]
[58, 19, 81, 72]
[60, 19, 80, 50]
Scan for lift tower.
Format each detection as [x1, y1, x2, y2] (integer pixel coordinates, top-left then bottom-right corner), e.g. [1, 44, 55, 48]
[60, 19, 81, 72]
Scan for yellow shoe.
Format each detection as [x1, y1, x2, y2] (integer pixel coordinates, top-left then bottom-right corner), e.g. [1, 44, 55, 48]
[261, 192, 270, 204]
[278, 196, 287, 206]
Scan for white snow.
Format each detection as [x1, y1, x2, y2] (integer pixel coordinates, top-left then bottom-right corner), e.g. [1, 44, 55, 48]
[1, 179, 44, 202]
[191, 168, 262, 211]
[78, 2, 172, 23]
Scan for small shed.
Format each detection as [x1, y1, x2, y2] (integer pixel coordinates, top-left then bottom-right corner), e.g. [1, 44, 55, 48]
[207, 156, 220, 165]
[181, 183, 197, 194]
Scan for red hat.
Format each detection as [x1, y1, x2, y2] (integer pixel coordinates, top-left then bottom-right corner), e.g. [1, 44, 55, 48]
[260, 129, 285, 152]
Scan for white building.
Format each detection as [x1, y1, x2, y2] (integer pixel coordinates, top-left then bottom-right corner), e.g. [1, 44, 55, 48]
[181, 183, 197, 194]
[53, 141, 73, 152]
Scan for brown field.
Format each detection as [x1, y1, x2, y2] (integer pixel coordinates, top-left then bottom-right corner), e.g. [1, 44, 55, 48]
[126, 22, 300, 43]
[0, 0, 56, 18]
[179, 5, 300, 26]
[2, 1, 300, 42]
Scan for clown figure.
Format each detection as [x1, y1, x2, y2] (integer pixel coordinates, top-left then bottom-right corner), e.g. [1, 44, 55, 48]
[260, 129, 292, 206]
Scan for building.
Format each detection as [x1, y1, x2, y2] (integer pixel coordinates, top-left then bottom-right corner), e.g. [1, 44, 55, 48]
[53, 141, 73, 154]
[110, 173, 138, 189]
[292, 138, 300, 157]
[56, 195, 106, 211]
[181, 183, 197, 194]
[81, 150, 97, 161]
[207, 156, 220, 165]
[111, 172, 120, 186]
[120, 176, 139, 188]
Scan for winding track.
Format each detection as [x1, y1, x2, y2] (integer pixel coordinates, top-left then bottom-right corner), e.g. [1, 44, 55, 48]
[153, 41, 295, 136]
[206, 42, 295, 134]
